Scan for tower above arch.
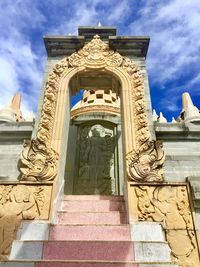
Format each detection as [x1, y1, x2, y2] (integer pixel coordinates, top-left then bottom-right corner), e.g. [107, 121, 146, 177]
[44, 26, 150, 58]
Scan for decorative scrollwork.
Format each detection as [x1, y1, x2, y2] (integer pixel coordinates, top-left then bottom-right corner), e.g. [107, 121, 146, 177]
[20, 140, 58, 182]
[127, 141, 165, 182]
[68, 35, 123, 68]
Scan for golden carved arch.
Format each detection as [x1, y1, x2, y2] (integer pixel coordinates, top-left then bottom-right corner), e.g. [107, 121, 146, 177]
[20, 35, 165, 183]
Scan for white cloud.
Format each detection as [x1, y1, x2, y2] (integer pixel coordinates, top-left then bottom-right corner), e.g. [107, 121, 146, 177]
[128, 0, 200, 84]
[0, 35, 43, 113]
[0, 58, 19, 101]
[0, 1, 45, 114]
[0, 0, 199, 119]
[107, 0, 130, 23]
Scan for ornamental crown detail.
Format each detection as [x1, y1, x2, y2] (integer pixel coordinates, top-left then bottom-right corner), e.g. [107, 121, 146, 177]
[68, 35, 123, 68]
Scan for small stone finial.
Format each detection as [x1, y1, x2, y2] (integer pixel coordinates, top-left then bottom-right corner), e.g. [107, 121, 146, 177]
[93, 34, 100, 40]
[158, 112, 167, 123]
[152, 109, 158, 122]
[25, 112, 35, 122]
[11, 93, 24, 122]
[0, 93, 25, 122]
[97, 22, 102, 27]
[182, 92, 200, 122]
[11, 93, 21, 110]
[171, 117, 177, 123]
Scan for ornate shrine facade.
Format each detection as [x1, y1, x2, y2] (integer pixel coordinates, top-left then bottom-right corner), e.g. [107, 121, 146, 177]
[0, 26, 200, 267]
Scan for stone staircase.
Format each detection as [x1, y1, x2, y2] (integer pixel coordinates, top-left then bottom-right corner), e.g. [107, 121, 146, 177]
[2, 195, 178, 267]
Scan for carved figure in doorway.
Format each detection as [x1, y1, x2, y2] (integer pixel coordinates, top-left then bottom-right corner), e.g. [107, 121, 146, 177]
[85, 125, 108, 180]
[76, 124, 115, 194]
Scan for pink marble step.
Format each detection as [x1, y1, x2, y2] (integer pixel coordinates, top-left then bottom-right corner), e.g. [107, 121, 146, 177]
[63, 195, 124, 201]
[42, 241, 134, 261]
[57, 211, 127, 225]
[35, 261, 137, 267]
[49, 225, 131, 241]
[61, 200, 126, 212]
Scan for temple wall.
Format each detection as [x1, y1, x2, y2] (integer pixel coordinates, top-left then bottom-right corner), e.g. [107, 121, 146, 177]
[155, 123, 200, 232]
[0, 122, 32, 181]
[2, 120, 200, 184]
[163, 140, 200, 181]
[0, 29, 200, 265]
[156, 123, 200, 182]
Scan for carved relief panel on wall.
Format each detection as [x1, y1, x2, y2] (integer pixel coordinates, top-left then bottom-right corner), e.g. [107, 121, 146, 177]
[0, 184, 52, 260]
[74, 123, 117, 195]
[129, 184, 200, 267]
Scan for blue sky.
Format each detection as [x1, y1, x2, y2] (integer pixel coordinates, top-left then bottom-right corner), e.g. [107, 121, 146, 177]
[0, 0, 200, 121]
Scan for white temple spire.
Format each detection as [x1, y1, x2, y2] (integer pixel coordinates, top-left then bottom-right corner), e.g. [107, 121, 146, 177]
[171, 117, 177, 123]
[152, 109, 158, 122]
[158, 112, 167, 123]
[182, 92, 200, 122]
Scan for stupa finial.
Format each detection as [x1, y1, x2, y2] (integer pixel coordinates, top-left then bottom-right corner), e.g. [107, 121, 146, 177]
[182, 92, 200, 122]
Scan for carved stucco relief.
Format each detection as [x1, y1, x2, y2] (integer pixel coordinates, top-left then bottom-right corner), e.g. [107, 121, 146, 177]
[0, 184, 52, 260]
[130, 184, 200, 267]
[19, 34, 165, 182]
[74, 123, 115, 195]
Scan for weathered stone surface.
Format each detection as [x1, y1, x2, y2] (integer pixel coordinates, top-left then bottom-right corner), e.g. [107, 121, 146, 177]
[17, 222, 49, 241]
[0, 184, 52, 259]
[139, 264, 178, 267]
[130, 222, 165, 242]
[0, 123, 32, 181]
[128, 184, 200, 266]
[134, 242, 171, 262]
[0, 263, 34, 267]
[9, 241, 43, 260]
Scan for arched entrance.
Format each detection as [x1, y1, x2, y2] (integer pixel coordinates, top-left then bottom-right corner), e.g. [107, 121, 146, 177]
[20, 35, 164, 190]
[65, 69, 123, 195]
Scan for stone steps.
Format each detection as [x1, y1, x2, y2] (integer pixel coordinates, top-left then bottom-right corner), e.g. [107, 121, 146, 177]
[49, 224, 130, 241]
[62, 195, 124, 201]
[57, 211, 127, 224]
[5, 195, 178, 267]
[10, 240, 172, 263]
[61, 199, 126, 212]
[0, 260, 178, 267]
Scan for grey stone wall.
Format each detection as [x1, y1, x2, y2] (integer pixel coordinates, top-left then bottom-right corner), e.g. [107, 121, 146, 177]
[163, 140, 200, 182]
[155, 122, 200, 182]
[0, 122, 33, 181]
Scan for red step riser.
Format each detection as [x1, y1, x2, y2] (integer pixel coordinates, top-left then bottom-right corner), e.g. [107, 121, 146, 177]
[49, 225, 131, 241]
[58, 212, 127, 225]
[42, 241, 134, 261]
[61, 200, 126, 212]
[35, 262, 138, 267]
[63, 195, 124, 201]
